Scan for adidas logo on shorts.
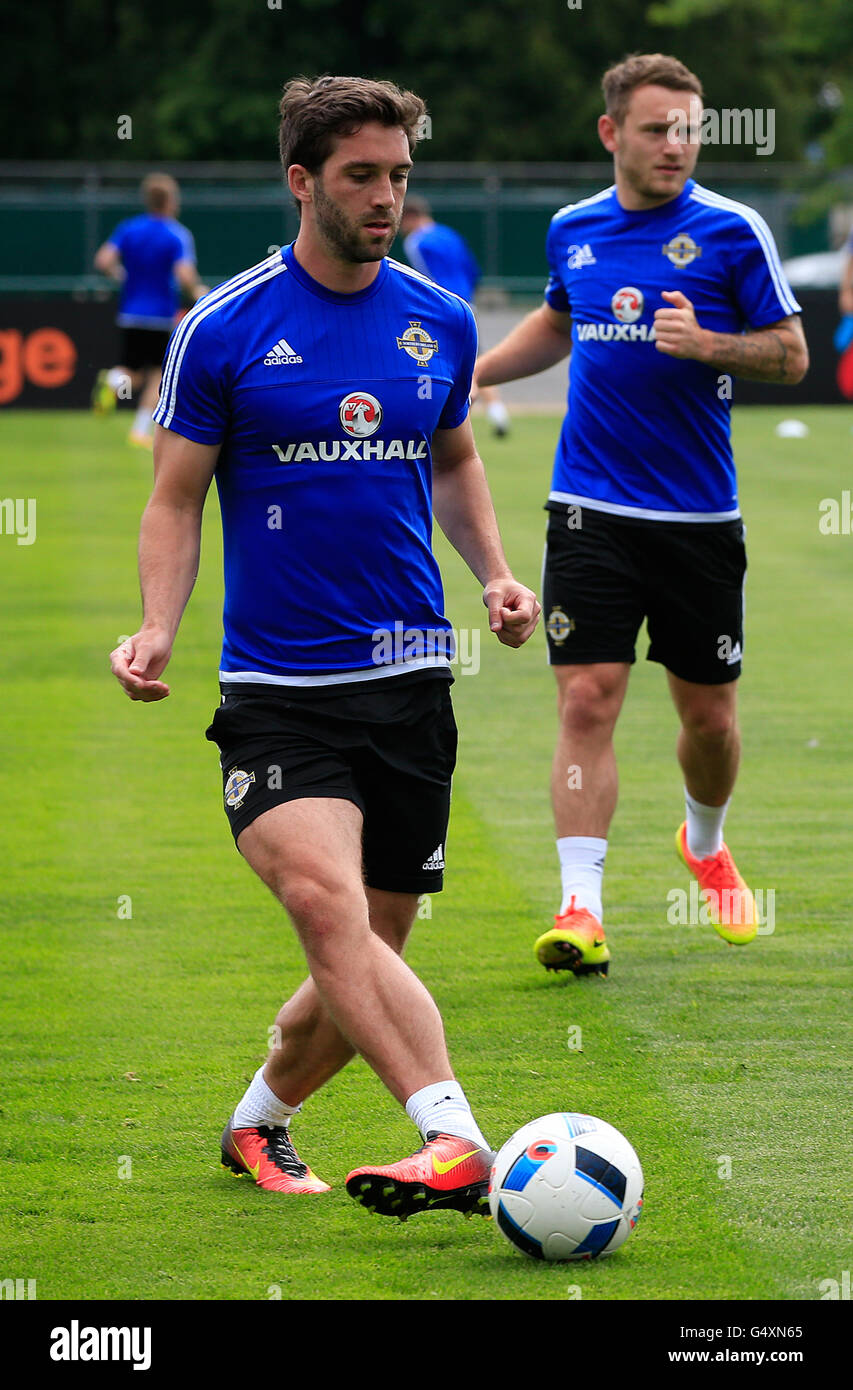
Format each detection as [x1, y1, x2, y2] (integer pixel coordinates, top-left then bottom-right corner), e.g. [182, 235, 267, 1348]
[422, 844, 445, 871]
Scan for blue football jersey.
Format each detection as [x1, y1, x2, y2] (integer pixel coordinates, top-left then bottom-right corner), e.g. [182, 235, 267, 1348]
[108, 214, 196, 329]
[544, 178, 801, 519]
[404, 223, 481, 303]
[153, 243, 476, 685]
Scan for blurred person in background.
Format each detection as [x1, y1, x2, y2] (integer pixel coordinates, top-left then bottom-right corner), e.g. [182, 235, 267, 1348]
[834, 225, 853, 396]
[838, 225, 853, 319]
[92, 173, 207, 448]
[402, 195, 510, 436]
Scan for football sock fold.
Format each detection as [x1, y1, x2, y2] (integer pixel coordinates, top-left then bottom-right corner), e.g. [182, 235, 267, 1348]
[232, 1065, 301, 1130]
[405, 1080, 490, 1151]
[556, 836, 607, 920]
[684, 788, 729, 859]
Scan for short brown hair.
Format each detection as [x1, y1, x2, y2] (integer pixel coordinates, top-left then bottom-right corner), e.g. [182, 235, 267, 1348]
[602, 53, 703, 126]
[278, 75, 427, 174]
[402, 194, 432, 219]
[141, 172, 178, 213]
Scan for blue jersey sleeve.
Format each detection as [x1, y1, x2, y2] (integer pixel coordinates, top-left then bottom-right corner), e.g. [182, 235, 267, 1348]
[544, 216, 570, 314]
[465, 243, 482, 295]
[172, 221, 197, 264]
[154, 309, 230, 444]
[437, 300, 477, 429]
[106, 219, 130, 253]
[728, 212, 802, 328]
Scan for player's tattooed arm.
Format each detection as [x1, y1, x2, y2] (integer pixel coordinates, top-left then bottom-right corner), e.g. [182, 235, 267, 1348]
[696, 316, 808, 383]
[654, 291, 808, 384]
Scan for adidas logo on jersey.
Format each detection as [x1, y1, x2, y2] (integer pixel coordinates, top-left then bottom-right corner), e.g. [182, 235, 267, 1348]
[422, 844, 445, 871]
[566, 243, 597, 269]
[264, 336, 303, 366]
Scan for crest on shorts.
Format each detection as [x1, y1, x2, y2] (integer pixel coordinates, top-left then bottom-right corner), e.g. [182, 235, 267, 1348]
[224, 767, 255, 809]
[546, 606, 575, 645]
[396, 321, 439, 364]
[662, 233, 702, 268]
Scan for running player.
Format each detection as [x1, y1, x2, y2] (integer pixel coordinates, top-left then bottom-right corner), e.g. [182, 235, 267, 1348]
[93, 173, 206, 448]
[401, 195, 511, 436]
[110, 77, 539, 1219]
[474, 53, 808, 976]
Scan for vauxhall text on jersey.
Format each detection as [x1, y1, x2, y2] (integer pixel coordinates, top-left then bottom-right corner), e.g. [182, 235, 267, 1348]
[153, 244, 476, 684]
[544, 178, 801, 520]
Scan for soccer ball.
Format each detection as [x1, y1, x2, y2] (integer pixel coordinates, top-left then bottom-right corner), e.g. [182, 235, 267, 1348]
[489, 1112, 644, 1261]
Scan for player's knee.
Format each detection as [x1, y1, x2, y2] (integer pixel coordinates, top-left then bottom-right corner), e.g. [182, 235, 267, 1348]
[681, 697, 737, 743]
[557, 671, 622, 736]
[281, 873, 367, 948]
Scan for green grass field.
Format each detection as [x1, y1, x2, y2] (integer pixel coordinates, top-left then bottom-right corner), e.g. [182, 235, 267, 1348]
[1, 406, 851, 1304]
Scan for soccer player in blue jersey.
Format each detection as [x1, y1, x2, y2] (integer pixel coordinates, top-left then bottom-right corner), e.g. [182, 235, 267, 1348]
[401, 195, 511, 436]
[93, 173, 206, 448]
[475, 53, 808, 976]
[110, 77, 539, 1218]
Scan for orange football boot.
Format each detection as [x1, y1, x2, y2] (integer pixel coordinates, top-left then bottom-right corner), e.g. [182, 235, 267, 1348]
[221, 1117, 331, 1193]
[345, 1132, 493, 1220]
[675, 822, 757, 945]
[534, 896, 611, 975]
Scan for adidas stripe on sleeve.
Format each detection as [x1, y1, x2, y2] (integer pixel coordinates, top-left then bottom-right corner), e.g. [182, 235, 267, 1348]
[153, 308, 230, 444]
[689, 187, 802, 326]
[154, 254, 286, 442]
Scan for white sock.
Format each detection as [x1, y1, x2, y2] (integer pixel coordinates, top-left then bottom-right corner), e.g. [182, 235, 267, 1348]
[486, 399, 510, 430]
[684, 788, 728, 858]
[106, 367, 126, 391]
[132, 408, 153, 436]
[556, 836, 606, 920]
[405, 1080, 490, 1150]
[232, 1065, 301, 1131]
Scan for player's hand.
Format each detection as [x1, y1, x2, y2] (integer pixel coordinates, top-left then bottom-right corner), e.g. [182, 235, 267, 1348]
[654, 290, 709, 360]
[483, 577, 541, 648]
[110, 628, 172, 701]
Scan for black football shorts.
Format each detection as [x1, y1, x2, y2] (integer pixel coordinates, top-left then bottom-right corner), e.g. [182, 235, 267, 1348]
[205, 674, 457, 894]
[120, 327, 171, 371]
[542, 504, 747, 684]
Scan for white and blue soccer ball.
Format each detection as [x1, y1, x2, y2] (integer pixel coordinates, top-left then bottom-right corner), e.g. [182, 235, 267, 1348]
[489, 1113, 644, 1262]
